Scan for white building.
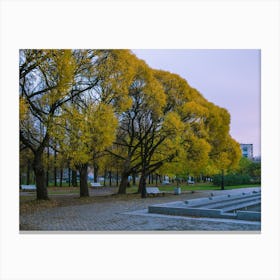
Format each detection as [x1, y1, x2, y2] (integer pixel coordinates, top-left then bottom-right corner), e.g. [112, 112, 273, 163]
[240, 144, 253, 159]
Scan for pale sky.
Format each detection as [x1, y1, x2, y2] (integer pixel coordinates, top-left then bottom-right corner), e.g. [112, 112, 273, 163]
[133, 49, 261, 157]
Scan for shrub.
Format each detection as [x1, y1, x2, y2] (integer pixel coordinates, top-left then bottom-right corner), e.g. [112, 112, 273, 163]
[212, 174, 251, 186]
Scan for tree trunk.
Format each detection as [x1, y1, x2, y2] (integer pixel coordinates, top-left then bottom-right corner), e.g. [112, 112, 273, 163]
[132, 171, 136, 186]
[79, 164, 89, 197]
[27, 159, 31, 185]
[116, 170, 119, 187]
[59, 168, 63, 187]
[103, 169, 107, 187]
[46, 169, 49, 187]
[19, 170, 22, 188]
[46, 146, 50, 187]
[93, 163, 99, 183]
[54, 150, 57, 187]
[33, 153, 49, 200]
[118, 172, 129, 194]
[118, 160, 131, 194]
[109, 171, 112, 187]
[68, 166, 71, 187]
[138, 172, 147, 198]
[138, 175, 143, 194]
[71, 169, 78, 187]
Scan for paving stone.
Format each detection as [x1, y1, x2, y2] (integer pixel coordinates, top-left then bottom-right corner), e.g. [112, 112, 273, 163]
[20, 187, 261, 232]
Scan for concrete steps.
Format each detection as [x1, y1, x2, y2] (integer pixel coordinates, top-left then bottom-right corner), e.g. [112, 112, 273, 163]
[185, 192, 260, 208]
[193, 194, 261, 211]
[148, 189, 261, 222]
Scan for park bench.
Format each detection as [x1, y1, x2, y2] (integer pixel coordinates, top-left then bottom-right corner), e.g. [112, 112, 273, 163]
[162, 180, 170, 185]
[90, 182, 102, 187]
[20, 185, 36, 191]
[146, 187, 165, 197]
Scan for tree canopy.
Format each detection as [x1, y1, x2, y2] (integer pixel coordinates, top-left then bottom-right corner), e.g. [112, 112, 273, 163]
[19, 49, 242, 199]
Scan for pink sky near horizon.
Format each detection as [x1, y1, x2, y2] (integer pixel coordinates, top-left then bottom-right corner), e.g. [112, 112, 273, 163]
[133, 49, 261, 157]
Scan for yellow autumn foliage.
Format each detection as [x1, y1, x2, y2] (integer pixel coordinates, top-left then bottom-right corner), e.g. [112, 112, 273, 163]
[19, 97, 28, 121]
[20, 49, 242, 184]
[96, 50, 137, 112]
[51, 103, 118, 168]
[40, 50, 76, 107]
[162, 111, 184, 134]
[129, 59, 166, 118]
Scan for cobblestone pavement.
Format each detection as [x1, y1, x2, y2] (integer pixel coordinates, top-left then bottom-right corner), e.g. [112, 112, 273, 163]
[20, 187, 261, 232]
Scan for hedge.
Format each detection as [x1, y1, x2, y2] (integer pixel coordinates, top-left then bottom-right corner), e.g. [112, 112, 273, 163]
[212, 174, 252, 186]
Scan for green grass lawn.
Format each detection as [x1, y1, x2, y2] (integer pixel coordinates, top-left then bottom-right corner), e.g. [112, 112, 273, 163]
[48, 190, 80, 195]
[159, 184, 259, 192]
[126, 183, 260, 193]
[21, 183, 260, 196]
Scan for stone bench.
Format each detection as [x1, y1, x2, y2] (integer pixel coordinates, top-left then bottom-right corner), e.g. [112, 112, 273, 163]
[20, 185, 36, 191]
[146, 187, 165, 197]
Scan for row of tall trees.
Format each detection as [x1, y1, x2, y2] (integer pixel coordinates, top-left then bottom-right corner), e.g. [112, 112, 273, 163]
[19, 49, 241, 200]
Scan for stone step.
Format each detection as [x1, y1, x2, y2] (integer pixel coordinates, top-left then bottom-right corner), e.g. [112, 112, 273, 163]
[186, 193, 260, 208]
[184, 191, 261, 206]
[201, 195, 261, 210]
[221, 199, 261, 212]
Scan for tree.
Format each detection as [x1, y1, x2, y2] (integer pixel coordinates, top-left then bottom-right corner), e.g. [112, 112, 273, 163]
[20, 49, 136, 199]
[49, 50, 136, 197]
[111, 67, 215, 196]
[147, 71, 213, 185]
[107, 58, 168, 195]
[238, 157, 261, 181]
[206, 105, 242, 189]
[19, 147, 34, 185]
[51, 103, 118, 197]
[20, 50, 77, 199]
[20, 49, 242, 199]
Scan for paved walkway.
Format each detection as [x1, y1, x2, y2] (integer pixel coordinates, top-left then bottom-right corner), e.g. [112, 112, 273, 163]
[20, 187, 261, 232]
